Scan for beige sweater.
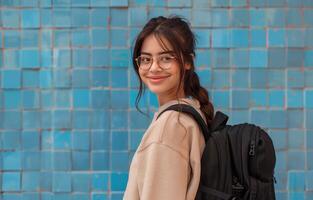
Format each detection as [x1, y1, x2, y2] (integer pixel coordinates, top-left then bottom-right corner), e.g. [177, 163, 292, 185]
[124, 98, 206, 200]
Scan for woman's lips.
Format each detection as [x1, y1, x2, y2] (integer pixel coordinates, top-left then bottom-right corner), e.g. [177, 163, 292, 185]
[147, 76, 169, 83]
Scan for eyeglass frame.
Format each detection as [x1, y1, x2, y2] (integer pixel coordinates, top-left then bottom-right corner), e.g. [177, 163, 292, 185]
[135, 52, 177, 71]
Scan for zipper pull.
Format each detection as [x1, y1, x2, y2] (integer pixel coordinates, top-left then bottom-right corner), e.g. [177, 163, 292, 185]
[249, 141, 255, 156]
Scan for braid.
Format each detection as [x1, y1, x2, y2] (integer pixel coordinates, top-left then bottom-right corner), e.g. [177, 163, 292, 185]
[185, 71, 214, 125]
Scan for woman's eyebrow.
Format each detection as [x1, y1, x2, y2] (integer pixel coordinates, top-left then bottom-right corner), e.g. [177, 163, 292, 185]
[140, 51, 174, 55]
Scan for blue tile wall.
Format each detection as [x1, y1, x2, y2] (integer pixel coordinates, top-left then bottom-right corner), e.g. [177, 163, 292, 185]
[0, 2, 312, 200]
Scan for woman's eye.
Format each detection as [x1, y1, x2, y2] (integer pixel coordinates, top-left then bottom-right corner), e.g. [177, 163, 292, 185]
[160, 56, 173, 62]
[141, 57, 151, 63]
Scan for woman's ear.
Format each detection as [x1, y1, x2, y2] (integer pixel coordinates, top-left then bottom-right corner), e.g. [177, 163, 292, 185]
[184, 63, 191, 70]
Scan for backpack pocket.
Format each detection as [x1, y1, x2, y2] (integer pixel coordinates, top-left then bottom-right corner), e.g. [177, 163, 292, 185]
[249, 176, 276, 200]
[249, 128, 276, 182]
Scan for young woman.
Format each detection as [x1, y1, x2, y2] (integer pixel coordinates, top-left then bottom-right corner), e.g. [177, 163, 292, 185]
[124, 16, 214, 200]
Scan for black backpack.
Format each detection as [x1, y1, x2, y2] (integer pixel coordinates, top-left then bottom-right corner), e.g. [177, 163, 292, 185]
[157, 104, 276, 200]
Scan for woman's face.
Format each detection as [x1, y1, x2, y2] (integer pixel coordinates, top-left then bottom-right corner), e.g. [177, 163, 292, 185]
[138, 34, 189, 104]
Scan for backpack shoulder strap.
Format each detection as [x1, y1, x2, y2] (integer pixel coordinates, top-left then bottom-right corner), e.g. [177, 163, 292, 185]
[210, 111, 229, 132]
[156, 104, 210, 141]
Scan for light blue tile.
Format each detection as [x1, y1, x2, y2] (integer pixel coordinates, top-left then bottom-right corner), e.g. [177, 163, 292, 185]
[231, 49, 249, 68]
[3, 111, 22, 129]
[22, 131, 40, 150]
[111, 110, 128, 129]
[287, 29, 305, 47]
[211, 7, 231, 27]
[250, 9, 266, 27]
[21, 30, 39, 48]
[194, 29, 211, 48]
[91, 69, 109, 87]
[192, 9, 211, 27]
[54, 30, 70, 47]
[288, 171, 306, 191]
[111, 172, 128, 191]
[3, 50, 19, 67]
[111, 68, 128, 88]
[73, 110, 91, 129]
[72, 151, 90, 170]
[212, 49, 230, 68]
[22, 90, 40, 109]
[266, 9, 286, 27]
[112, 131, 128, 151]
[72, 8, 89, 27]
[111, 9, 128, 27]
[71, 131, 89, 151]
[73, 49, 90, 68]
[130, 131, 144, 151]
[53, 172, 71, 192]
[53, 151, 71, 170]
[111, 90, 129, 109]
[91, 111, 110, 129]
[92, 49, 109, 67]
[250, 90, 267, 107]
[212, 69, 230, 89]
[54, 49, 71, 67]
[4, 30, 20, 48]
[72, 173, 90, 192]
[129, 7, 148, 26]
[53, 9, 71, 27]
[231, 90, 249, 109]
[2, 172, 21, 192]
[249, 49, 267, 68]
[269, 110, 287, 129]
[110, 0, 128, 7]
[91, 90, 110, 109]
[305, 90, 313, 108]
[40, 9, 52, 27]
[130, 110, 151, 129]
[231, 9, 249, 27]
[90, 0, 110, 6]
[71, 0, 90, 7]
[21, 9, 40, 28]
[212, 90, 229, 108]
[92, 152, 110, 171]
[19, 49, 40, 68]
[231, 69, 249, 88]
[53, 69, 71, 88]
[231, 29, 249, 47]
[40, 70, 52, 88]
[23, 111, 41, 129]
[288, 130, 305, 149]
[55, 89, 70, 108]
[3, 152, 21, 170]
[305, 50, 313, 67]
[287, 90, 303, 108]
[212, 29, 231, 48]
[22, 151, 41, 170]
[111, 29, 128, 47]
[4, 90, 21, 109]
[269, 90, 285, 107]
[2, 10, 20, 28]
[111, 151, 129, 171]
[250, 29, 266, 47]
[53, 130, 71, 149]
[92, 131, 110, 151]
[250, 69, 268, 89]
[2, 131, 20, 150]
[110, 49, 129, 67]
[92, 29, 109, 47]
[73, 89, 90, 108]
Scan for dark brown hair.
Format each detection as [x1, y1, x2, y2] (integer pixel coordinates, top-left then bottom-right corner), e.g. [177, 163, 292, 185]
[132, 16, 214, 125]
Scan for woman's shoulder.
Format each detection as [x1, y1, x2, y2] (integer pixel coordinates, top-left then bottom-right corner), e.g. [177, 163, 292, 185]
[137, 109, 203, 154]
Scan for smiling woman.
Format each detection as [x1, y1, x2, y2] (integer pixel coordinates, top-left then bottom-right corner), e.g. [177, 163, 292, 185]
[124, 16, 214, 200]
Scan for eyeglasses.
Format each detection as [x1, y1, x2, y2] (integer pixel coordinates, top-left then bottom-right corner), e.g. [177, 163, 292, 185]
[135, 54, 176, 71]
